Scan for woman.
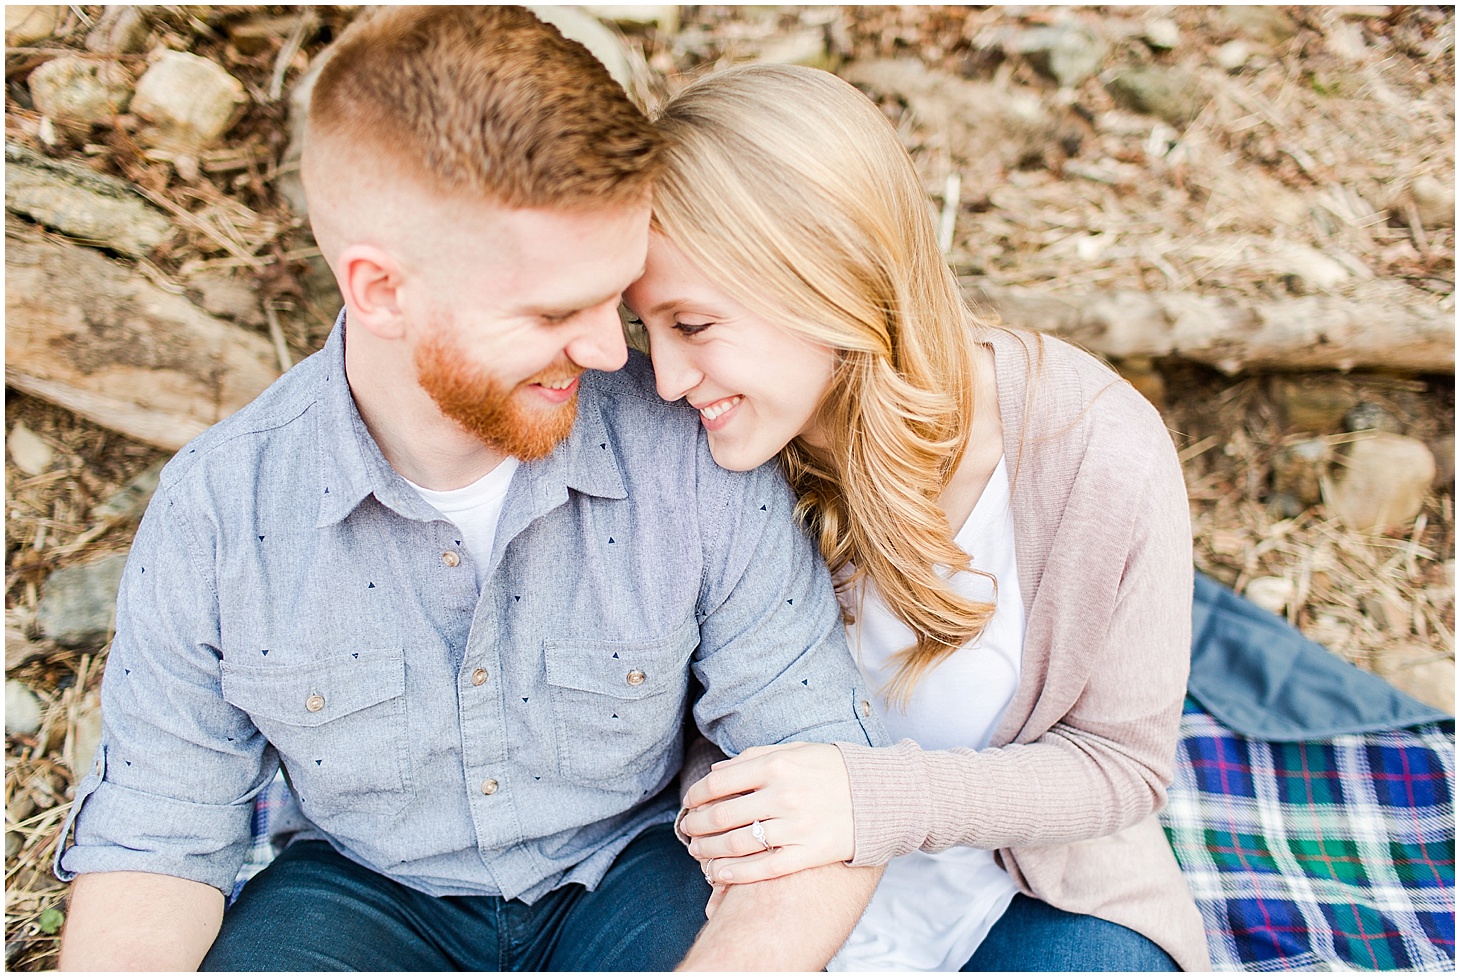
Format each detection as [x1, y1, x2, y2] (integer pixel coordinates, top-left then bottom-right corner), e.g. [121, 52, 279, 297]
[622, 64, 1210, 972]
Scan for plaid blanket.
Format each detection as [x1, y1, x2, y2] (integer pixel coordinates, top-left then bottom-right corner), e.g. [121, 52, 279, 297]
[236, 700, 1455, 971]
[1163, 699, 1455, 972]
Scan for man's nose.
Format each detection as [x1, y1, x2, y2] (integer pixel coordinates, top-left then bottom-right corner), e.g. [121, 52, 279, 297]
[566, 302, 629, 373]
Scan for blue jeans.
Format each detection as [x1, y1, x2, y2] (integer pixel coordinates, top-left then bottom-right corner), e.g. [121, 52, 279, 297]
[962, 894, 1180, 972]
[201, 823, 706, 971]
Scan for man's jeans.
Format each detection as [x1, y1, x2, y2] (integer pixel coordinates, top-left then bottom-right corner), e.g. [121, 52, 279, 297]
[201, 824, 706, 971]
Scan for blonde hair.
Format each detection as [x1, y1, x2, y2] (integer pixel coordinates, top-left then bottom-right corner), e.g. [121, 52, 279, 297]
[310, 6, 661, 208]
[651, 64, 995, 702]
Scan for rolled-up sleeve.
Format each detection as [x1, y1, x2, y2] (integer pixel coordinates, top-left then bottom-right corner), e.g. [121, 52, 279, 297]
[55, 487, 277, 896]
[690, 443, 888, 753]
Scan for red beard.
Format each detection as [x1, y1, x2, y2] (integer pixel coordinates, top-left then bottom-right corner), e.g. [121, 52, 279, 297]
[414, 331, 578, 462]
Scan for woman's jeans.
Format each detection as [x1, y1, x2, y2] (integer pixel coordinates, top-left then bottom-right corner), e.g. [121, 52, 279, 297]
[962, 893, 1181, 972]
[200, 823, 706, 971]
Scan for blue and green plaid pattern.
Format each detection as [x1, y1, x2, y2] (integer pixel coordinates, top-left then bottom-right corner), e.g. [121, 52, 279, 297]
[1163, 699, 1455, 971]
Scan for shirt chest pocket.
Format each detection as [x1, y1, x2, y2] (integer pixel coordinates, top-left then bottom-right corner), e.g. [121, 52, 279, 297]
[220, 651, 411, 813]
[544, 621, 697, 785]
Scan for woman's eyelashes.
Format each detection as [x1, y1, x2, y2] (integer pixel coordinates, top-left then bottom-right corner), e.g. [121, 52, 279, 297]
[672, 320, 712, 337]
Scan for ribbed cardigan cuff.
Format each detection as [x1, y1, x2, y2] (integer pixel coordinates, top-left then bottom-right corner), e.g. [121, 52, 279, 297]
[834, 739, 932, 865]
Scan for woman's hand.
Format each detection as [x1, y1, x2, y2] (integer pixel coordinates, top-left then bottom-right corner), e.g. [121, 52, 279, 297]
[679, 742, 855, 885]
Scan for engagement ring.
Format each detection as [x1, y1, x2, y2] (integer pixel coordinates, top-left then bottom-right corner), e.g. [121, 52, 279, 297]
[750, 819, 771, 852]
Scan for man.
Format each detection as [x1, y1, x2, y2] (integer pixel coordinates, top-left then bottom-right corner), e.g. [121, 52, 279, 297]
[54, 7, 883, 971]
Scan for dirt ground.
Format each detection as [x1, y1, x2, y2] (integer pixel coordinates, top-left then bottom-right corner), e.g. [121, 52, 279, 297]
[4, 6, 1454, 969]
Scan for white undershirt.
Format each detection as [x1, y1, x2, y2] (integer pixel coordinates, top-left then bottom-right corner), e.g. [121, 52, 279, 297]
[829, 454, 1025, 972]
[403, 458, 519, 590]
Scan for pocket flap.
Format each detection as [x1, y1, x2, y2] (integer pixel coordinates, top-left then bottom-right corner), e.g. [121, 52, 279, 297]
[544, 621, 696, 700]
[220, 651, 405, 727]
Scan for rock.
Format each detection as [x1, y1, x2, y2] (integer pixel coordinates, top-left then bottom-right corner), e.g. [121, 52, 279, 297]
[756, 28, 832, 69]
[1326, 433, 1436, 533]
[5, 5, 62, 46]
[68, 687, 103, 781]
[27, 55, 133, 126]
[1271, 437, 1329, 505]
[1011, 25, 1109, 88]
[1409, 174, 1454, 228]
[1325, 21, 1370, 61]
[1244, 576, 1295, 616]
[1377, 644, 1454, 714]
[1220, 6, 1299, 46]
[528, 6, 634, 91]
[85, 5, 149, 55]
[1267, 241, 1351, 293]
[5, 833, 20, 860]
[189, 272, 265, 326]
[92, 459, 166, 524]
[8, 787, 36, 825]
[1431, 436, 1454, 491]
[1271, 376, 1358, 433]
[1215, 40, 1253, 72]
[1144, 18, 1181, 51]
[5, 155, 173, 258]
[1267, 491, 1307, 521]
[131, 51, 245, 153]
[1106, 67, 1208, 125]
[5, 680, 43, 736]
[35, 552, 129, 648]
[1114, 356, 1165, 410]
[7, 421, 55, 476]
[1344, 402, 1402, 434]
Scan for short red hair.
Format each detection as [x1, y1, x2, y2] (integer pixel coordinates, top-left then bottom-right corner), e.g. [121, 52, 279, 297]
[309, 6, 661, 208]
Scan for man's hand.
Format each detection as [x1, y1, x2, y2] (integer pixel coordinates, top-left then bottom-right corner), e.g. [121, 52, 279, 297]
[59, 871, 223, 971]
[677, 862, 882, 971]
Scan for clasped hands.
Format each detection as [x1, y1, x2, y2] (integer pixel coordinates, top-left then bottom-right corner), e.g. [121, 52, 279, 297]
[680, 742, 855, 903]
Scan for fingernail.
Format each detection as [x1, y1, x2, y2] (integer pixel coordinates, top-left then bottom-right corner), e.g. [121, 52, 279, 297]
[688, 843, 700, 856]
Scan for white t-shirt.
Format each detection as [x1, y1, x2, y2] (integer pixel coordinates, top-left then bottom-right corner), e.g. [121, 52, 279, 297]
[403, 458, 519, 590]
[829, 454, 1025, 972]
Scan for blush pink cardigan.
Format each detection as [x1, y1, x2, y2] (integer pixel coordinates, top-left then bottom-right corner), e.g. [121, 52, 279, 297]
[831, 327, 1210, 970]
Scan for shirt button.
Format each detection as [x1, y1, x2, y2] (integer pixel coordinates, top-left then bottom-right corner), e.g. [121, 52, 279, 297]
[471, 668, 488, 686]
[306, 694, 326, 713]
[626, 669, 646, 686]
[480, 779, 499, 795]
[442, 551, 461, 567]
[859, 699, 872, 718]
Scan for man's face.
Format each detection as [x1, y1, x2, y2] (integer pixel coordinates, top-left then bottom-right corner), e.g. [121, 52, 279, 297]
[401, 200, 650, 461]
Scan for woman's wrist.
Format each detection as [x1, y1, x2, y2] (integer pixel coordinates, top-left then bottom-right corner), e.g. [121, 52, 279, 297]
[833, 739, 934, 865]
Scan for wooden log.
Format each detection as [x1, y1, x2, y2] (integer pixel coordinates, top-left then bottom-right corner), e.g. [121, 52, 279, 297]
[965, 282, 1455, 374]
[5, 223, 281, 451]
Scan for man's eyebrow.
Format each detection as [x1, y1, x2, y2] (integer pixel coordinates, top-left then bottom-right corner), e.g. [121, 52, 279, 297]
[531, 289, 627, 318]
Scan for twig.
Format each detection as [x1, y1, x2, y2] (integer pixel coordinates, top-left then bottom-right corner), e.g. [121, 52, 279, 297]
[265, 304, 294, 372]
[269, 12, 318, 103]
[937, 171, 961, 255]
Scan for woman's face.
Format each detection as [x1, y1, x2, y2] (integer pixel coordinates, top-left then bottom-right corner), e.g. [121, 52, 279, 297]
[623, 232, 837, 472]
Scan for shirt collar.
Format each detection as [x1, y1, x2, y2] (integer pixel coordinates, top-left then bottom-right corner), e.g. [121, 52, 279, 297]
[312, 312, 627, 529]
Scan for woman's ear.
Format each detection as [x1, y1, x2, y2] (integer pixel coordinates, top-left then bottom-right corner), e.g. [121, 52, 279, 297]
[338, 244, 406, 340]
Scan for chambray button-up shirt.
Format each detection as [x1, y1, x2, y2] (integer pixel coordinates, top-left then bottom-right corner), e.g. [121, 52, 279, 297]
[56, 319, 885, 902]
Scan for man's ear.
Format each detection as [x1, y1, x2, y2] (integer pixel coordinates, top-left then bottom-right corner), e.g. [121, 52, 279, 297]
[338, 244, 406, 340]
